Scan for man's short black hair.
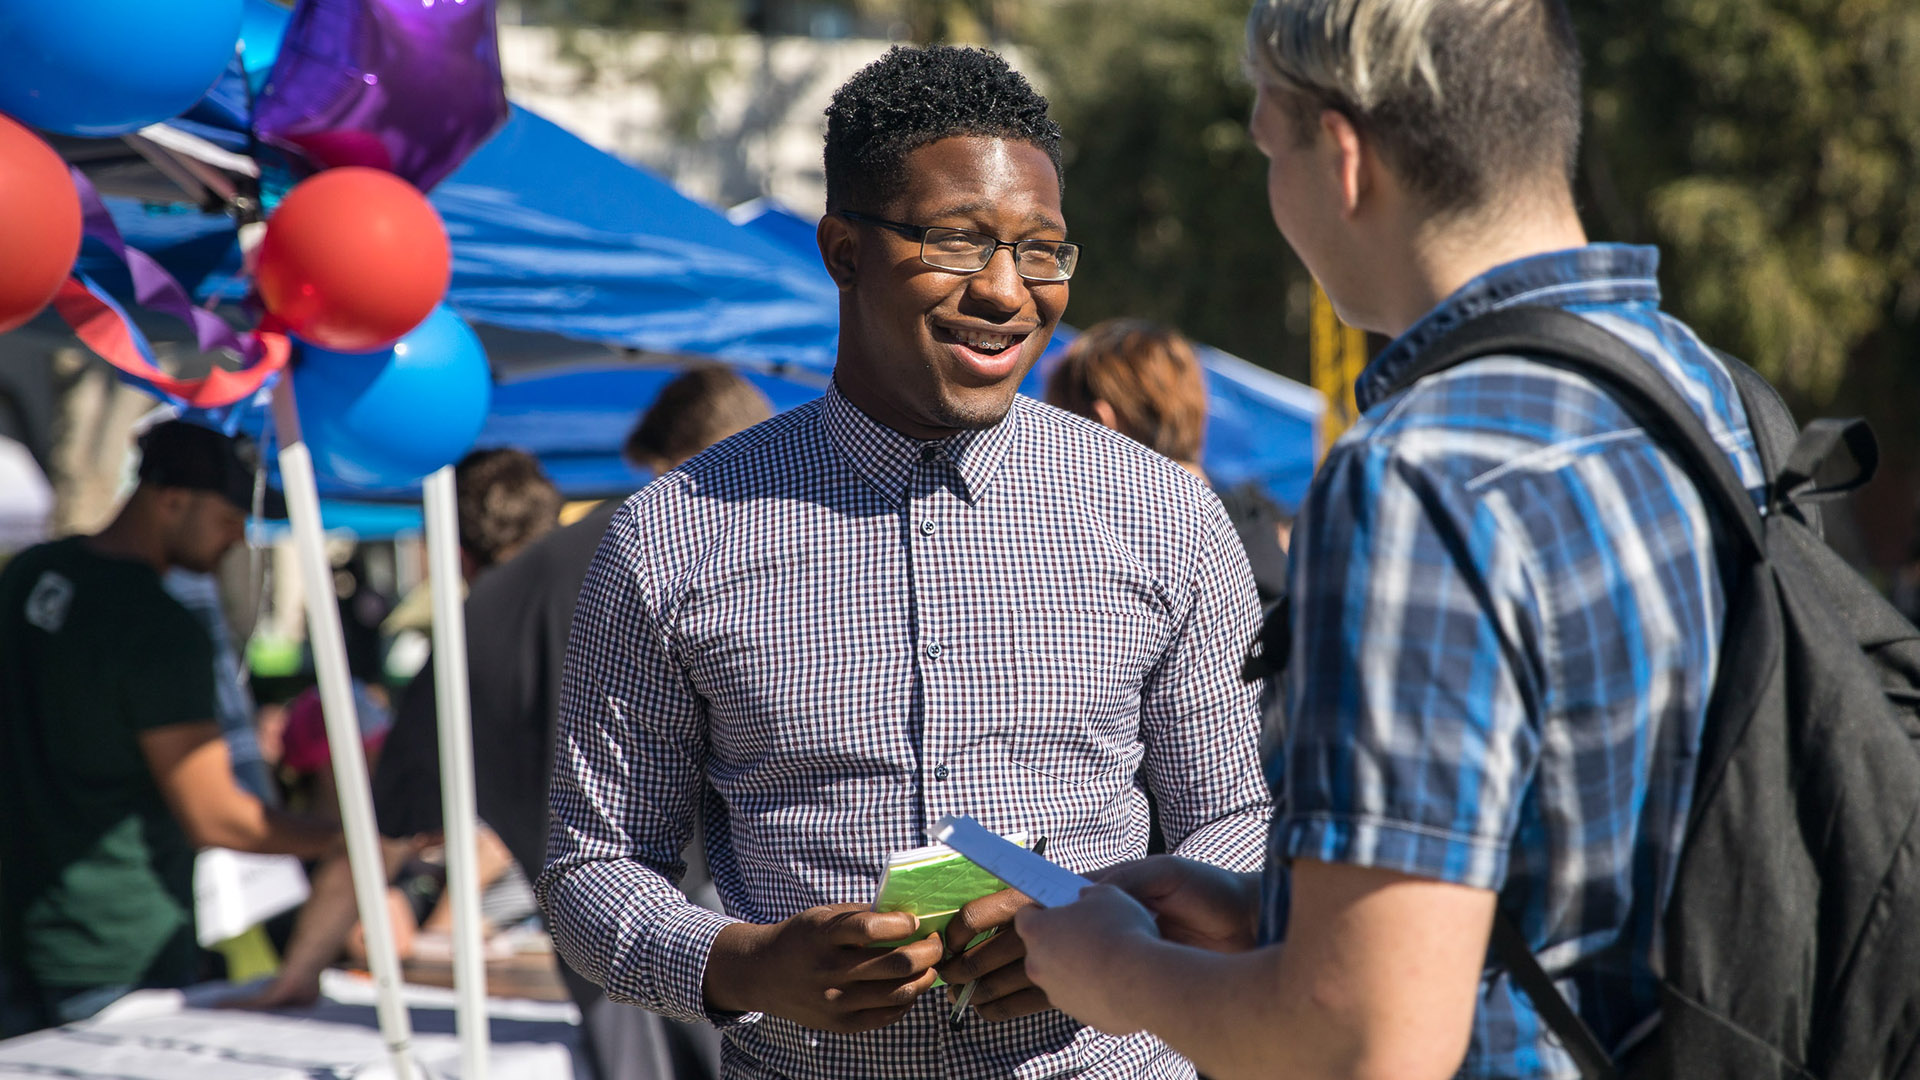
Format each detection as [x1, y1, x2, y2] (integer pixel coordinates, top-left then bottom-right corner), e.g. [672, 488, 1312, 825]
[823, 45, 1063, 214]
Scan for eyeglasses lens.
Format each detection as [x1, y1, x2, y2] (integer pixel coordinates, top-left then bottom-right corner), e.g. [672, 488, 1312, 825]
[919, 227, 1076, 281]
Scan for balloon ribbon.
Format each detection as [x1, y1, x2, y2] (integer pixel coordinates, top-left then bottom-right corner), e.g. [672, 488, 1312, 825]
[54, 166, 287, 409]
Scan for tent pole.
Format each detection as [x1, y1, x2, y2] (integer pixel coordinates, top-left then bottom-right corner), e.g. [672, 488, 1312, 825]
[269, 379, 417, 1080]
[421, 465, 490, 1079]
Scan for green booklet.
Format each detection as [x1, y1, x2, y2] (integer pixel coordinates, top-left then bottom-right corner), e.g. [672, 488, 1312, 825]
[871, 829, 1029, 960]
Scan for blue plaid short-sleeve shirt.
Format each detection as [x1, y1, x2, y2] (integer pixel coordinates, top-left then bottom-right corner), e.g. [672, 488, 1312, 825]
[1261, 244, 1765, 1078]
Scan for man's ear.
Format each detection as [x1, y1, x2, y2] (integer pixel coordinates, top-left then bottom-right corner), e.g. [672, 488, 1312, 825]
[152, 485, 191, 520]
[1090, 398, 1122, 433]
[1319, 108, 1368, 221]
[818, 212, 859, 291]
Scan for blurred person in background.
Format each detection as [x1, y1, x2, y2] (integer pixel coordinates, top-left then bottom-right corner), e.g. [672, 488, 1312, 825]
[232, 447, 563, 1009]
[1045, 318, 1293, 604]
[164, 561, 278, 806]
[0, 420, 340, 1036]
[380, 447, 564, 639]
[247, 366, 771, 1080]
[383, 363, 772, 1080]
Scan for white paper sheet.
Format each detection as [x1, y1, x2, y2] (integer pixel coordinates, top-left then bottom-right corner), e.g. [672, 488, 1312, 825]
[931, 814, 1092, 908]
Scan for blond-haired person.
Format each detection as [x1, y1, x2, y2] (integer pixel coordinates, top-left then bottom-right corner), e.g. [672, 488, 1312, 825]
[1018, 3, 1765, 1078]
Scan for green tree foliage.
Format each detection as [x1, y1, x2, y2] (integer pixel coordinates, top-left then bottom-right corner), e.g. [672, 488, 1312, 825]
[1021, 0, 1919, 559]
[1575, 0, 1920, 405]
[1573, 0, 1920, 561]
[1021, 0, 1312, 384]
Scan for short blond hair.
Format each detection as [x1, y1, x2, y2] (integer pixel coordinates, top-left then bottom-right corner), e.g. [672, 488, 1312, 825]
[1245, 0, 1581, 215]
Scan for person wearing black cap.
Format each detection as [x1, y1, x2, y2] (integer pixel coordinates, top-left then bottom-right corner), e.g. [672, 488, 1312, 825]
[0, 420, 341, 1037]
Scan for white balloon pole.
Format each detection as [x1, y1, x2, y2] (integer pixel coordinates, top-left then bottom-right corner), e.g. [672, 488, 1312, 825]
[270, 379, 417, 1080]
[421, 464, 490, 1079]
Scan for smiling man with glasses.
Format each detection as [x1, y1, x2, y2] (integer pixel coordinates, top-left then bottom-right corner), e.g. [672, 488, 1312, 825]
[539, 44, 1270, 1080]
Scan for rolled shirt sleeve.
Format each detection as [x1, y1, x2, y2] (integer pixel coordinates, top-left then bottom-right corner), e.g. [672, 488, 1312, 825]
[1142, 501, 1272, 870]
[1276, 429, 1547, 892]
[536, 502, 754, 1028]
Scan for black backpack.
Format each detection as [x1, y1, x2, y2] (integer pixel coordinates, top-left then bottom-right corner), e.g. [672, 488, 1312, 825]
[1247, 306, 1920, 1079]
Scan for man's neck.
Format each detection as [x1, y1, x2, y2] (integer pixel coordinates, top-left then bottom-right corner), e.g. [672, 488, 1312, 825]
[1376, 194, 1589, 338]
[85, 503, 168, 573]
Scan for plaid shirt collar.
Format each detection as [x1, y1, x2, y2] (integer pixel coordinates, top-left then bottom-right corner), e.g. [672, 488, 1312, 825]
[1355, 243, 1664, 412]
[820, 378, 1020, 505]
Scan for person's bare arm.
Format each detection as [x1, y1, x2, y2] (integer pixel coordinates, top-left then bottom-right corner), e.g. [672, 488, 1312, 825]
[140, 721, 340, 859]
[1020, 859, 1494, 1080]
[420, 826, 514, 934]
[226, 838, 421, 1009]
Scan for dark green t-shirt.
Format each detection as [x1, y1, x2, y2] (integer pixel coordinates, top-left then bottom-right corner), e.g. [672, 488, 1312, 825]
[0, 537, 215, 989]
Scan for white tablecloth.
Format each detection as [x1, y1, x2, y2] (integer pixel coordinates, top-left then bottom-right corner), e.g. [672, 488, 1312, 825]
[0, 971, 580, 1078]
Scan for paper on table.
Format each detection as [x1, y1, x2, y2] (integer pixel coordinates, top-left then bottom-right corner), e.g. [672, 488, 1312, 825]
[931, 814, 1092, 908]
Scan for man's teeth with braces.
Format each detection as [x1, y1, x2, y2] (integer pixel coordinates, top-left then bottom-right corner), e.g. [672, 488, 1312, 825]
[957, 330, 1014, 353]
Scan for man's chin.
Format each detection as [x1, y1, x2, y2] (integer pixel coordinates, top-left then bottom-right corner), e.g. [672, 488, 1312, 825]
[929, 384, 1021, 431]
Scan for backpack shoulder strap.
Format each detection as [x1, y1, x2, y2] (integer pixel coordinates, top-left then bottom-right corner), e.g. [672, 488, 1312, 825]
[1714, 349, 1796, 478]
[1399, 306, 1765, 560]
[1712, 348, 1833, 540]
[1491, 912, 1620, 1080]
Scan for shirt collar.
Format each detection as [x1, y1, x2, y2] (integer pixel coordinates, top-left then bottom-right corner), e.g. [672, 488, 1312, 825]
[819, 380, 1019, 504]
[1354, 243, 1663, 412]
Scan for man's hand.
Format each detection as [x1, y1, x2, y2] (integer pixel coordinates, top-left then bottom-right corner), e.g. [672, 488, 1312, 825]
[935, 886, 1051, 1021]
[1016, 884, 1162, 1035]
[1091, 856, 1261, 953]
[706, 903, 943, 1033]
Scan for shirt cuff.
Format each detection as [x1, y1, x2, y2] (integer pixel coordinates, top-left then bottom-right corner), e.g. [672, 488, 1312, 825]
[543, 864, 764, 1029]
[624, 901, 764, 1029]
[1168, 805, 1271, 872]
[1277, 811, 1509, 890]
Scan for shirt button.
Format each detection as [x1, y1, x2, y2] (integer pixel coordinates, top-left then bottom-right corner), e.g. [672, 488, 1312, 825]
[920, 445, 939, 462]
[934, 764, 951, 781]
[919, 519, 936, 536]
[925, 641, 943, 660]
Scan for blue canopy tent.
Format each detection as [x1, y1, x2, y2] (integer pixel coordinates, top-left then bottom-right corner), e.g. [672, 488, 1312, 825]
[82, 107, 841, 375]
[729, 196, 1324, 509]
[76, 45, 1318, 528]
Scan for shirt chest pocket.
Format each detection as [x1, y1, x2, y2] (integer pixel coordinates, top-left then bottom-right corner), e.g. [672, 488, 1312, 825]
[1008, 607, 1161, 786]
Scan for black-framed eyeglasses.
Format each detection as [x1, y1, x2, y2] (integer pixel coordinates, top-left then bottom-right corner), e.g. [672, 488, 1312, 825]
[837, 210, 1079, 282]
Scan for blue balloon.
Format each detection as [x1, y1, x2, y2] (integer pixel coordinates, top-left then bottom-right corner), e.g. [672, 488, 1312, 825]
[0, 0, 244, 137]
[238, 0, 292, 85]
[292, 306, 493, 488]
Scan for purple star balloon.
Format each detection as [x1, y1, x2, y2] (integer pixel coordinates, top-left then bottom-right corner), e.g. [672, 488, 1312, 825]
[253, 0, 508, 193]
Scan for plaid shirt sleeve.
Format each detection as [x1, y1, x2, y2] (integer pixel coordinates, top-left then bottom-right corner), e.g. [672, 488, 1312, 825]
[536, 499, 751, 1027]
[1277, 422, 1547, 890]
[1143, 502, 1271, 869]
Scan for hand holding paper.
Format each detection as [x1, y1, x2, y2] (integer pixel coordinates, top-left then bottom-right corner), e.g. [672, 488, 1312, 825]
[1015, 883, 1163, 1036]
[938, 878, 1056, 1024]
[703, 903, 944, 1033]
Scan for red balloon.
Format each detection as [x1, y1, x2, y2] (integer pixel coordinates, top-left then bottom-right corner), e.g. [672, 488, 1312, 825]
[0, 114, 83, 335]
[256, 166, 450, 352]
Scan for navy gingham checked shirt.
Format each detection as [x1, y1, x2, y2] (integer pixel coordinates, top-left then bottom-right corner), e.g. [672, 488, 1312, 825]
[1261, 244, 1765, 1078]
[540, 383, 1270, 1079]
